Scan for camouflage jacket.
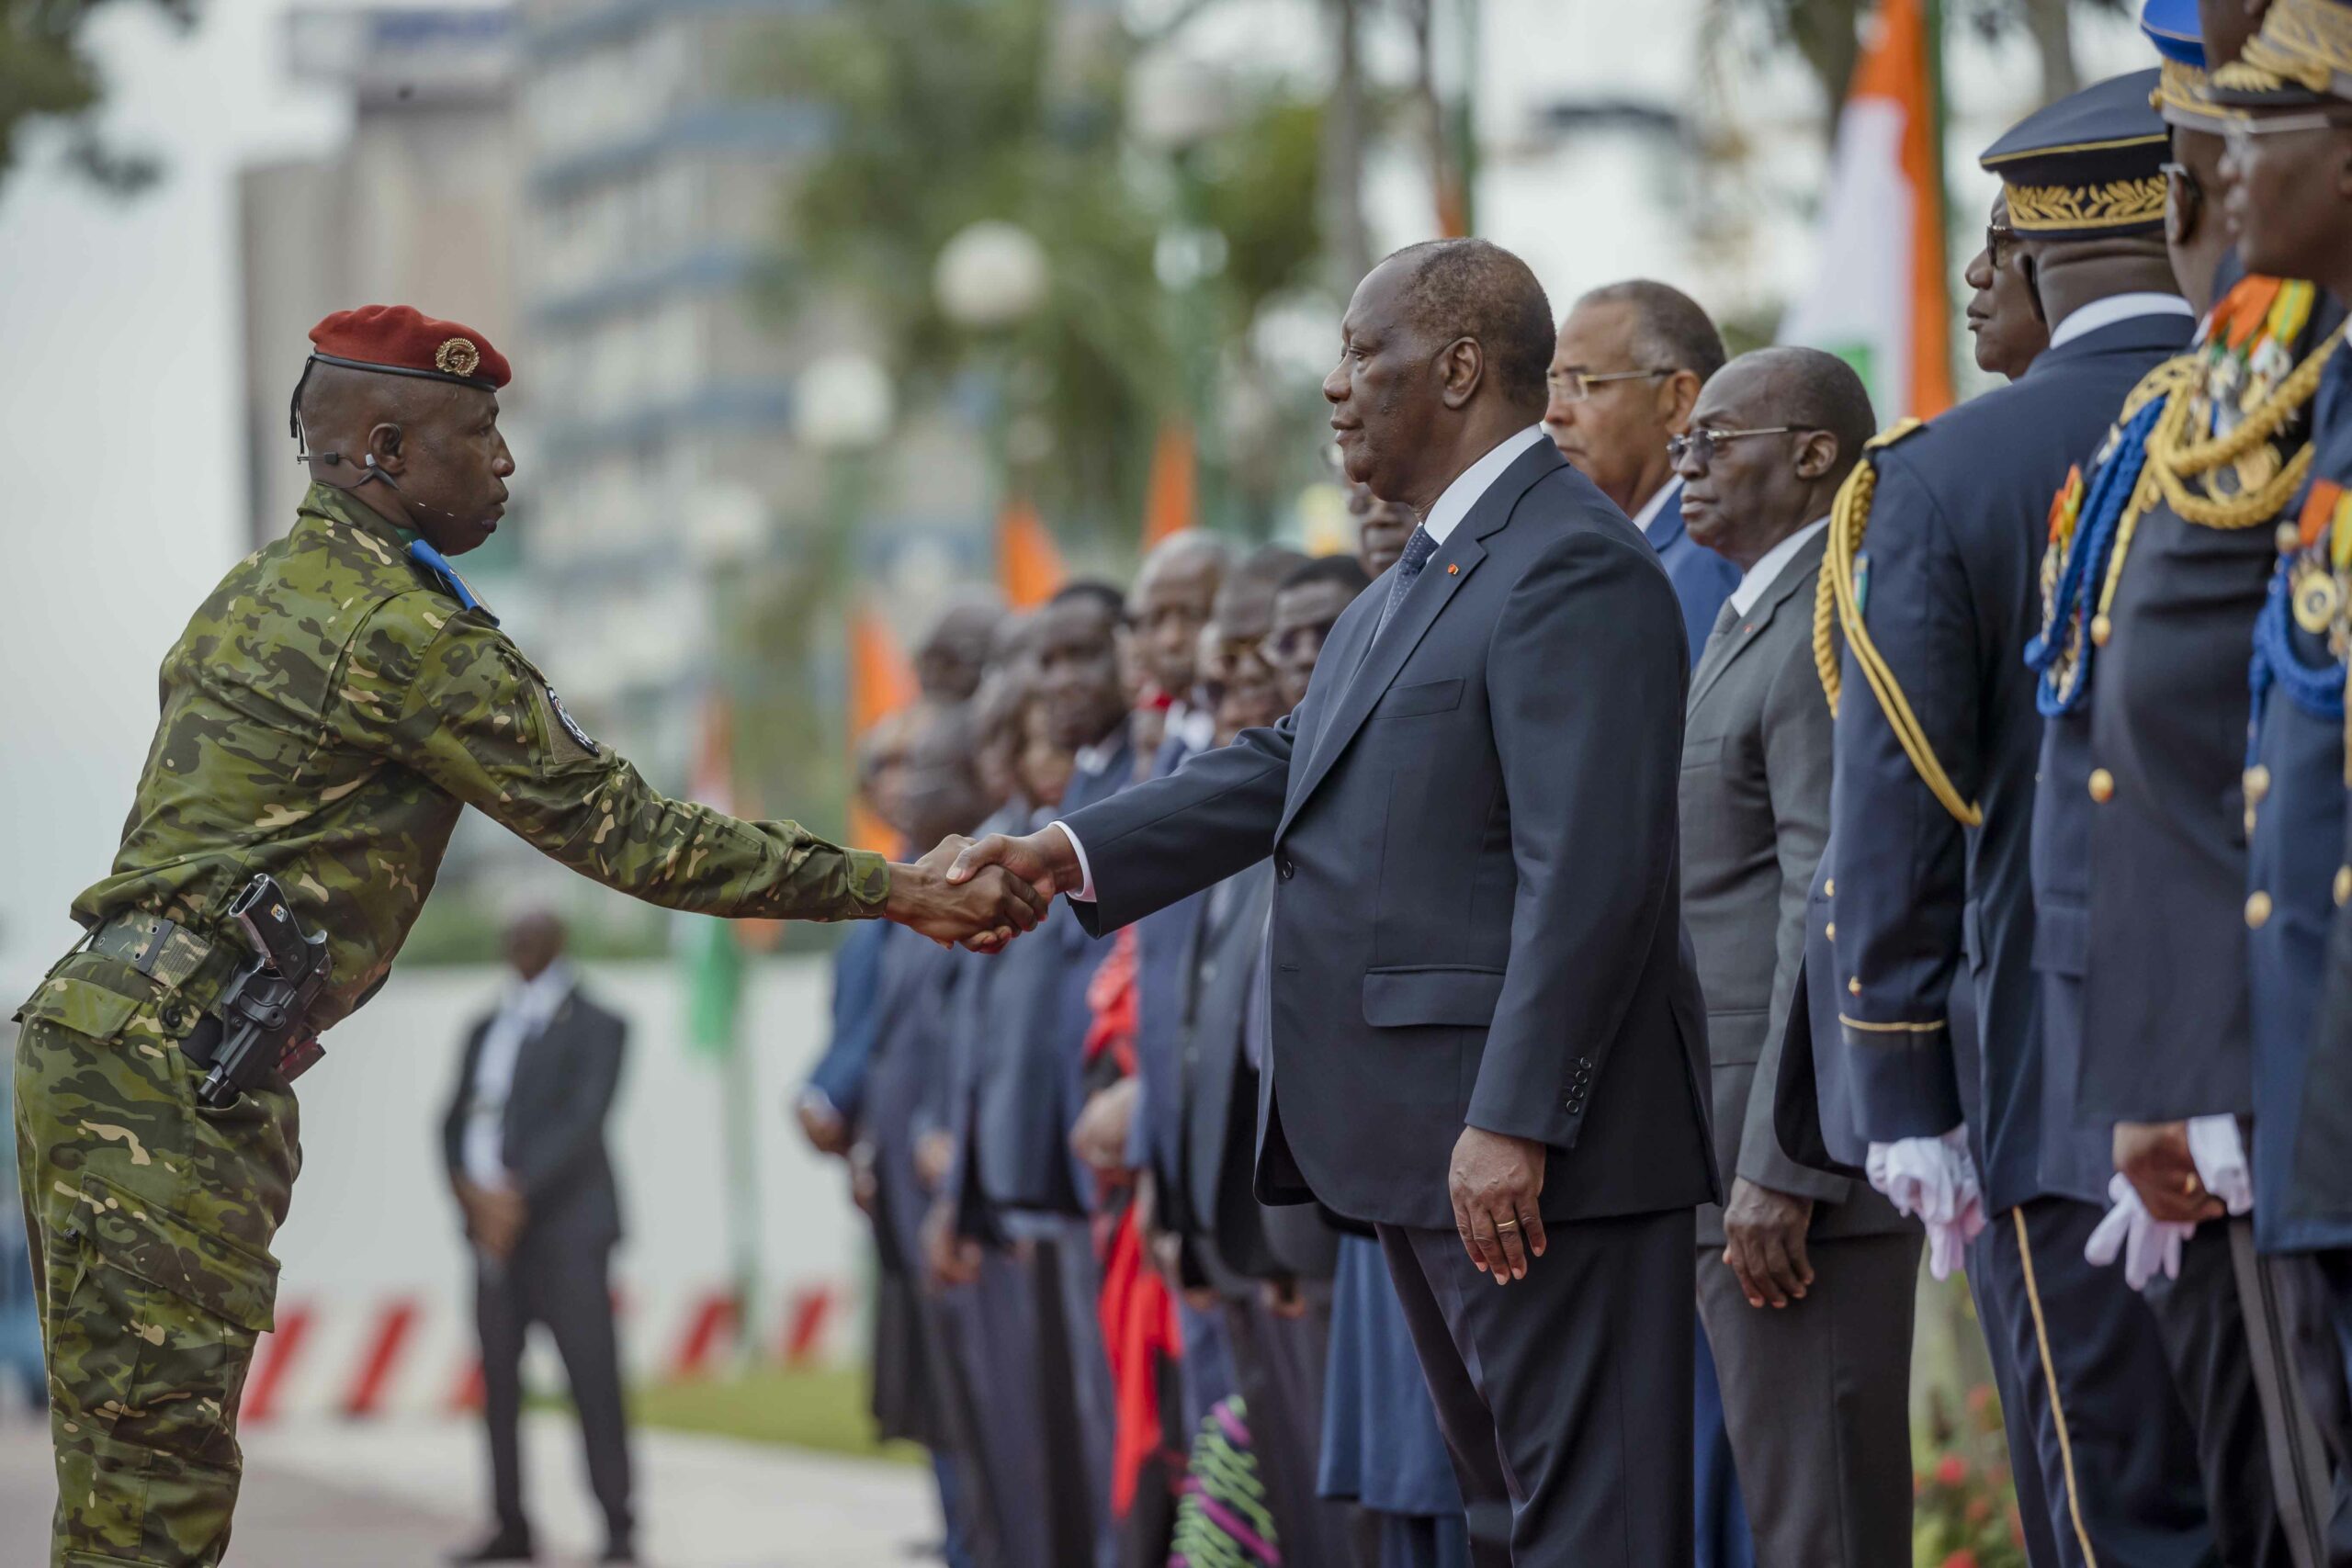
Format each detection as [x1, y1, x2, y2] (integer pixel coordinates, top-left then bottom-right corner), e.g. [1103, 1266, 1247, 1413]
[66, 483, 888, 1029]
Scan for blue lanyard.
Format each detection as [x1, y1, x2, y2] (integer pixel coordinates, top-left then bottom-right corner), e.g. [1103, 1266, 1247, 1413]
[2025, 396, 2163, 716]
[406, 538, 496, 622]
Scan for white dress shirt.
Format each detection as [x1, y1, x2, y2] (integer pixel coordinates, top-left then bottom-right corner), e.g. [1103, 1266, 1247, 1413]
[1726, 516, 1830, 619]
[2047, 292, 2195, 350]
[1059, 424, 1551, 902]
[461, 961, 574, 1190]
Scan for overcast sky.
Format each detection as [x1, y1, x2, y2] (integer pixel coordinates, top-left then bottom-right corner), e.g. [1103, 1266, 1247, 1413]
[0, 0, 345, 993]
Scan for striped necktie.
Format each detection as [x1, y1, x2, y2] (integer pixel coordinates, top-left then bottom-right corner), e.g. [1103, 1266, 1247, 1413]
[1374, 525, 1439, 640]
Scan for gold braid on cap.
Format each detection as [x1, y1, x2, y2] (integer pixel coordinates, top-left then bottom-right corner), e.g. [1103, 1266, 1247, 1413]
[1812, 419, 1983, 828]
[2001, 175, 2168, 232]
[2236, 0, 2352, 93]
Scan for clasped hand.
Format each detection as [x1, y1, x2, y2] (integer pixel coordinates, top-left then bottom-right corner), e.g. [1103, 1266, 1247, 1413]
[885, 826, 1084, 953]
[885, 833, 1057, 951]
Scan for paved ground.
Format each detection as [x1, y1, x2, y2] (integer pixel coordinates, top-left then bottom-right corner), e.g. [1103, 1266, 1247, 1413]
[0, 1409, 938, 1567]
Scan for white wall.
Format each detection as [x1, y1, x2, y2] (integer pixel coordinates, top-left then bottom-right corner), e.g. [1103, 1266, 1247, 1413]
[252, 953, 864, 1418]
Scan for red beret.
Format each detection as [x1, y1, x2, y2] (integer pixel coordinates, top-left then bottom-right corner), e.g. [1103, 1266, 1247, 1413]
[307, 304, 511, 391]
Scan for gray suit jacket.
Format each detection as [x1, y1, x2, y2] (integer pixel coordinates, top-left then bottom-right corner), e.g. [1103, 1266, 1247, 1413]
[1679, 532, 1905, 1246]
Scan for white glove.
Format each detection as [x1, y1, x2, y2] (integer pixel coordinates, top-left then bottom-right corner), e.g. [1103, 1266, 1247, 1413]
[2187, 1114, 2253, 1215]
[1867, 1128, 1986, 1280]
[2085, 1173, 2188, 1290]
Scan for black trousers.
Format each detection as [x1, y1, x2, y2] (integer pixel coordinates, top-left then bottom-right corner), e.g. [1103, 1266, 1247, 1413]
[1970, 1197, 2212, 1568]
[1219, 1287, 1367, 1567]
[475, 1231, 632, 1548]
[2143, 1220, 2334, 1568]
[1377, 1208, 1695, 1568]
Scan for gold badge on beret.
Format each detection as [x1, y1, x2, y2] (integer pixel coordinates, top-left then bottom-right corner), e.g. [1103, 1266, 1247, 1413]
[435, 336, 481, 378]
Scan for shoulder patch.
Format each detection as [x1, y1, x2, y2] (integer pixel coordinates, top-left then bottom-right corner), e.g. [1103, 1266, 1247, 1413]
[544, 683, 596, 751]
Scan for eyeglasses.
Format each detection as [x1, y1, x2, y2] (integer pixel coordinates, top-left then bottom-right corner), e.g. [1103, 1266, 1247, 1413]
[1666, 425, 1814, 469]
[1984, 220, 2023, 270]
[1545, 367, 1673, 402]
[2222, 108, 2352, 150]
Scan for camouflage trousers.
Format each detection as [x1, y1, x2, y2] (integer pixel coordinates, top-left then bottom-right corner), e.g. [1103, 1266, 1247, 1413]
[12, 951, 300, 1567]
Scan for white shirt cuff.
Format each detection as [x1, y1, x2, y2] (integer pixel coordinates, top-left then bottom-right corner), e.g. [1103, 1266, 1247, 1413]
[2187, 1114, 2254, 1215]
[1049, 820, 1096, 902]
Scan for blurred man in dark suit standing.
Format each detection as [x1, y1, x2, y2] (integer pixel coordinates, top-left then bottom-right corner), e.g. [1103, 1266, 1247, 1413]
[1672, 347, 1919, 1567]
[443, 910, 634, 1565]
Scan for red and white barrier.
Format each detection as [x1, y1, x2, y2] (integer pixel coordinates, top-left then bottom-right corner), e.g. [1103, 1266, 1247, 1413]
[236, 1279, 853, 1423]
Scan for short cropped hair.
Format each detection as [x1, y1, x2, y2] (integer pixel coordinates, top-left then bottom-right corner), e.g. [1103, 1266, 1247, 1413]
[1575, 279, 1727, 385]
[1277, 554, 1374, 597]
[1739, 345, 1876, 479]
[1049, 579, 1128, 626]
[1385, 238, 1555, 409]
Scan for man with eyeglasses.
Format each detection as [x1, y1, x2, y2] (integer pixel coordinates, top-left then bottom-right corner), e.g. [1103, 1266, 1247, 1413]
[1667, 347, 1926, 1568]
[1544, 280, 1742, 669]
[1813, 73, 2212, 1568]
[2203, 0, 2352, 1523]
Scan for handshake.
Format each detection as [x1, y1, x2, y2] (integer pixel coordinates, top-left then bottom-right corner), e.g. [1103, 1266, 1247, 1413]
[883, 825, 1090, 952]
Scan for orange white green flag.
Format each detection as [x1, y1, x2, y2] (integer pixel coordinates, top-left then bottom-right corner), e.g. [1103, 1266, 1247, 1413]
[1779, 0, 1955, 423]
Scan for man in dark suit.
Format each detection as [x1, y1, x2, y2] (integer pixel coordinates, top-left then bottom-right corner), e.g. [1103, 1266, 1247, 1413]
[1544, 275, 1748, 1568]
[950, 238, 1716, 1567]
[1817, 77, 2220, 1567]
[443, 910, 634, 1565]
[1672, 347, 1920, 1567]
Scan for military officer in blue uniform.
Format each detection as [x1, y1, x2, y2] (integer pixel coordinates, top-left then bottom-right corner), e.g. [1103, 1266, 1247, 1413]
[2018, 11, 2342, 1563]
[2206, 0, 2352, 1529]
[1816, 74, 2218, 1565]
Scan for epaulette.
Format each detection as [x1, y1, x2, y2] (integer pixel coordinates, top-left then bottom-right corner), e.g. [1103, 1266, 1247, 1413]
[1812, 418, 1984, 827]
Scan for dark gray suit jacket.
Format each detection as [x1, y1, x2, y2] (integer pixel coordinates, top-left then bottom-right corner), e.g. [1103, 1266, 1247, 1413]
[1679, 532, 1905, 1247]
[1063, 436, 1718, 1230]
[442, 984, 627, 1251]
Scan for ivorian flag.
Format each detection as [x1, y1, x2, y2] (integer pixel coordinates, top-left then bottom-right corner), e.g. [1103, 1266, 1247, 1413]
[1780, 0, 1955, 423]
[999, 494, 1068, 609]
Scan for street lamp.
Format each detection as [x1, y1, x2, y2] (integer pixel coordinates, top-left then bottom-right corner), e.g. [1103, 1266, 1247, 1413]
[933, 220, 1050, 332]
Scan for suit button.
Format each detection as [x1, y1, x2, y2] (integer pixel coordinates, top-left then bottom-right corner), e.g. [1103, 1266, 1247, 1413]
[1849, 976, 1863, 996]
[2245, 765, 2271, 805]
[2335, 866, 2351, 908]
[2090, 615, 2112, 647]
[1824, 878, 1835, 897]
[1826, 921, 1836, 940]
[2087, 769, 2115, 804]
[1275, 856, 1295, 882]
[2246, 891, 2274, 930]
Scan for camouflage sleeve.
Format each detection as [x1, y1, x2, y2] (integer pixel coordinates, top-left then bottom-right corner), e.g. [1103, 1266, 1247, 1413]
[339, 594, 889, 921]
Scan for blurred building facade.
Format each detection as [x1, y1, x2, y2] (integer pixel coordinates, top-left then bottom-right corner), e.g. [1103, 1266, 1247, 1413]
[239, 6, 523, 555]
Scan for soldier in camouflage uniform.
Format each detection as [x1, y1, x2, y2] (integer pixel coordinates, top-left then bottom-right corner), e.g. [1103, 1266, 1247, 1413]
[10, 304, 1044, 1567]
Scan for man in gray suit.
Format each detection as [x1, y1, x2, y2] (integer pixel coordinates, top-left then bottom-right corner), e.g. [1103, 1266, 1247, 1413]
[949, 238, 1715, 1567]
[1671, 348, 1918, 1568]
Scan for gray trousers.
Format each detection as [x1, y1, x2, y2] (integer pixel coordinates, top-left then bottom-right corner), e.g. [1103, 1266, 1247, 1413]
[1694, 1229, 1921, 1568]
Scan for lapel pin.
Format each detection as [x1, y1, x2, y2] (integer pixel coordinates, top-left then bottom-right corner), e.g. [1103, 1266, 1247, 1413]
[1446, 563, 1459, 575]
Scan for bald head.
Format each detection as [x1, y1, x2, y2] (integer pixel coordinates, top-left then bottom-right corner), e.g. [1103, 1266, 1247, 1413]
[1677, 345, 1876, 570]
[1327, 239, 1555, 514]
[503, 908, 566, 981]
[1385, 238, 1556, 411]
[1132, 531, 1231, 699]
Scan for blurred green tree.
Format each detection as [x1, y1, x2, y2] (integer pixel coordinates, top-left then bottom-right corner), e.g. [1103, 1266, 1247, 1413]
[1709, 0, 2132, 138]
[743, 0, 1331, 549]
[0, 0, 199, 195]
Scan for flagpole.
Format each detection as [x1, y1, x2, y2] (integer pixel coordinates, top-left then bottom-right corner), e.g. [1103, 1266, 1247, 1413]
[719, 974, 764, 1371]
[1925, 0, 1955, 400]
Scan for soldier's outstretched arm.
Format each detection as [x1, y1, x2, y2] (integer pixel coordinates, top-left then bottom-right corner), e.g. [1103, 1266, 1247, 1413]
[336, 602, 1043, 943]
